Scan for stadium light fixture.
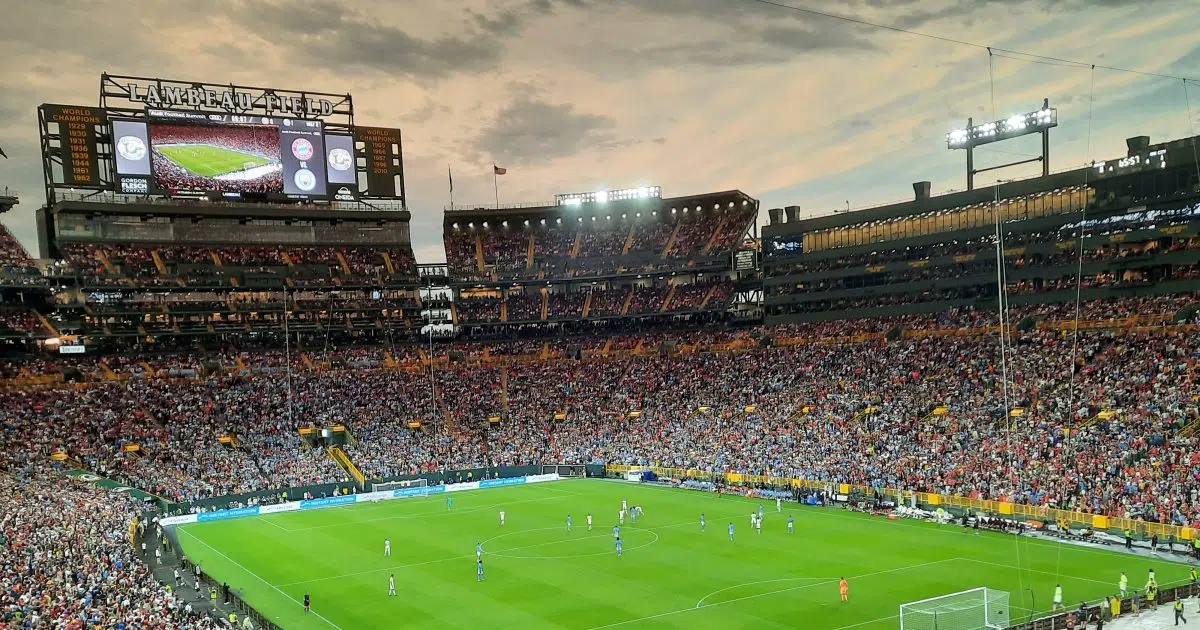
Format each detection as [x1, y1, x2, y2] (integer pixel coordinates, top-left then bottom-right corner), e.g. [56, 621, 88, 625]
[946, 106, 1057, 149]
[947, 98, 1057, 190]
[555, 186, 661, 206]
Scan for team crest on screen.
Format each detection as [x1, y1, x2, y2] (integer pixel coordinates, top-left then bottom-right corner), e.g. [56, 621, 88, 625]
[294, 169, 317, 191]
[292, 138, 315, 160]
[117, 135, 147, 161]
[328, 148, 353, 171]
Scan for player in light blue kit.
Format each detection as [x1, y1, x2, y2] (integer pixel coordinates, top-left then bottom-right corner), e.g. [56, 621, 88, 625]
[728, 522, 735, 541]
[476, 543, 483, 560]
[758, 504, 765, 520]
[567, 515, 573, 531]
[613, 525, 620, 539]
[615, 537, 623, 557]
[700, 513, 706, 532]
[476, 559, 485, 581]
[787, 515, 795, 534]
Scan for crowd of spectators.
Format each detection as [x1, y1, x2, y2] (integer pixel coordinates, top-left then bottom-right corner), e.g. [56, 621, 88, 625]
[0, 223, 34, 270]
[0, 460, 228, 628]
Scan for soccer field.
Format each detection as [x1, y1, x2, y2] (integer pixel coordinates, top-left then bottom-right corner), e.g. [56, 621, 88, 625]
[156, 144, 271, 177]
[176, 479, 1186, 629]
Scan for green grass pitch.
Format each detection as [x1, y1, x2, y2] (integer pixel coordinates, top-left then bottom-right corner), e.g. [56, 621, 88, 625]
[176, 479, 1187, 629]
[156, 145, 271, 177]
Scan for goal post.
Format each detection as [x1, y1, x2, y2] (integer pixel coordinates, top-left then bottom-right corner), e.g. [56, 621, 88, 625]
[900, 587, 1010, 630]
[372, 478, 429, 493]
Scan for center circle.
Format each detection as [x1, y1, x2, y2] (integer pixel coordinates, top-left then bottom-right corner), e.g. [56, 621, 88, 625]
[480, 526, 659, 560]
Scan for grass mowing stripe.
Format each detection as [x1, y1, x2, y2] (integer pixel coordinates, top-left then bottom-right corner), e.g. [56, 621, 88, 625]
[588, 558, 958, 629]
[180, 528, 345, 630]
[179, 480, 1186, 630]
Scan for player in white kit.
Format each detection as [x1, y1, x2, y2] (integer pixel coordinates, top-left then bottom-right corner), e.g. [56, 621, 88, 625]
[586, 514, 593, 530]
[384, 539, 391, 557]
[499, 510, 506, 526]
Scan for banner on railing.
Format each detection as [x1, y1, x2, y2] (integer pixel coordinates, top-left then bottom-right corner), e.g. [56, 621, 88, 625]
[162, 473, 560, 526]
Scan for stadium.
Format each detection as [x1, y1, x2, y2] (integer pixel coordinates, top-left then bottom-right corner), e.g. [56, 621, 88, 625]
[2, 17, 1200, 630]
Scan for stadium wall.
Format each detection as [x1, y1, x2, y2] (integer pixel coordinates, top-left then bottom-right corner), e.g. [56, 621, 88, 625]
[159, 473, 561, 526]
[604, 464, 1196, 542]
[165, 464, 545, 513]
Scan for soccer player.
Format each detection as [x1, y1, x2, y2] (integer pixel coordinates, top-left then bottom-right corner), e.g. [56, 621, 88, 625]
[622, 499, 628, 512]
[787, 515, 795, 534]
[499, 510, 506, 526]
[1052, 584, 1064, 612]
[631, 507, 638, 524]
[758, 504, 765, 520]
[750, 512, 756, 526]
[384, 539, 391, 557]
[477, 559, 485, 582]
[388, 574, 396, 597]
[839, 578, 848, 603]
[728, 522, 735, 541]
[619, 509, 625, 525]
[613, 525, 620, 539]
[476, 543, 483, 560]
[447, 496, 453, 510]
[1119, 571, 1128, 598]
[756, 515, 763, 534]
[567, 515, 573, 531]
[587, 513, 593, 531]
[776, 498, 782, 513]
[303, 592, 310, 613]
[615, 537, 623, 557]
[700, 513, 706, 532]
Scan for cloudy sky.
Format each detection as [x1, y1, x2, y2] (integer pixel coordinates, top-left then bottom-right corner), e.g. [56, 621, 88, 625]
[1, 0, 1198, 262]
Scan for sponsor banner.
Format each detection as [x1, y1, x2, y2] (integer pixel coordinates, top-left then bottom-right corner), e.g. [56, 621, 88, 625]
[480, 476, 526, 489]
[161, 475, 563, 527]
[393, 484, 445, 498]
[300, 495, 356, 510]
[198, 506, 261, 522]
[258, 503, 299, 515]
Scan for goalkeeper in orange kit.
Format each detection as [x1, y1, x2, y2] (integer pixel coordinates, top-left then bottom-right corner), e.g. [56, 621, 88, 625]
[839, 578, 849, 602]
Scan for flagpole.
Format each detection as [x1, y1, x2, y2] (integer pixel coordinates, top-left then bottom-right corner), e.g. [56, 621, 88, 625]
[493, 165, 499, 209]
[448, 164, 454, 209]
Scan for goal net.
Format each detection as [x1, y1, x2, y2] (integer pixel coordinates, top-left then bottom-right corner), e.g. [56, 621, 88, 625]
[372, 478, 429, 493]
[900, 587, 1010, 630]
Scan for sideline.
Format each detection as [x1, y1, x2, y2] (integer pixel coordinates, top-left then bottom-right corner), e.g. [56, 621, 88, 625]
[180, 528, 346, 630]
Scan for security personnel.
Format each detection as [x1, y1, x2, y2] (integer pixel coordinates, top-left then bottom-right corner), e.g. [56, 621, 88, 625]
[1176, 598, 1187, 626]
[229, 612, 238, 626]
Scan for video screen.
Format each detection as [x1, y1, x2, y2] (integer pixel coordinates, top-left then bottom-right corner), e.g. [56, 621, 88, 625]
[150, 122, 284, 194]
[114, 111, 328, 198]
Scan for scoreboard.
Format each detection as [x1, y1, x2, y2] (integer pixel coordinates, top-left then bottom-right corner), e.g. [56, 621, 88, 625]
[356, 126, 405, 199]
[38, 74, 407, 207]
[40, 105, 107, 187]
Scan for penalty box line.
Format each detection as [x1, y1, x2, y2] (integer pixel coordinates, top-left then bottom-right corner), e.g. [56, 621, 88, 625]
[587, 558, 959, 630]
[180, 528, 346, 630]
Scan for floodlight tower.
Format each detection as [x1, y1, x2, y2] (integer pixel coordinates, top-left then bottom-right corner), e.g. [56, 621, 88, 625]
[947, 98, 1057, 191]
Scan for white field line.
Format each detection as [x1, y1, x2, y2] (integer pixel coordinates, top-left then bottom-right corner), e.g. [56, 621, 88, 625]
[180, 528, 345, 630]
[277, 512, 749, 587]
[585, 558, 958, 630]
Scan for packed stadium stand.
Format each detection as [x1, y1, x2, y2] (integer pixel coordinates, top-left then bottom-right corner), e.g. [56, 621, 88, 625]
[442, 190, 759, 337]
[3, 133, 1200, 629]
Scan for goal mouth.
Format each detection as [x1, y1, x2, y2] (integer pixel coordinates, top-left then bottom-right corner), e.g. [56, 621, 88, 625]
[900, 587, 1010, 630]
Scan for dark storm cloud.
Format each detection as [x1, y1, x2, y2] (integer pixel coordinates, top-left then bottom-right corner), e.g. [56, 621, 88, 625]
[473, 98, 628, 165]
[220, 0, 502, 79]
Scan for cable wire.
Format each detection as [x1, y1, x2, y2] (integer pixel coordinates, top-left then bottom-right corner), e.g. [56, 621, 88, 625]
[743, 0, 1200, 83]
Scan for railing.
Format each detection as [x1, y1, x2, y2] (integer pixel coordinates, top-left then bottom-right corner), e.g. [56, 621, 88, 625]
[444, 201, 554, 212]
[54, 191, 407, 212]
[602, 464, 1197, 541]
